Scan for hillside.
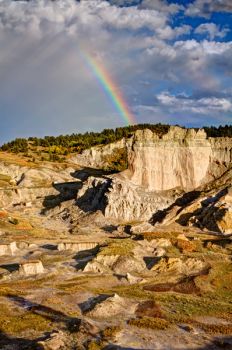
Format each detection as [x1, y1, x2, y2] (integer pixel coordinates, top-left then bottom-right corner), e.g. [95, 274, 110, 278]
[0, 125, 231, 350]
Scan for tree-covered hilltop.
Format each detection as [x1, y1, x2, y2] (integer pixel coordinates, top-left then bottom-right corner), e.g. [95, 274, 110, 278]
[203, 125, 232, 138]
[0, 124, 170, 156]
[1, 123, 232, 161]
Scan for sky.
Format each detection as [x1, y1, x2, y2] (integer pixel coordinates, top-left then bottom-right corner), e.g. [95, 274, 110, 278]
[0, 0, 232, 143]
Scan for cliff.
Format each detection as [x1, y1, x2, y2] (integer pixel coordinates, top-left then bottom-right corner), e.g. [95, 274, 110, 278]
[76, 126, 232, 222]
[126, 126, 232, 191]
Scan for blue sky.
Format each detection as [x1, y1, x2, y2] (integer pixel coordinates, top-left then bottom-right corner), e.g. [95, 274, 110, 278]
[0, 0, 231, 143]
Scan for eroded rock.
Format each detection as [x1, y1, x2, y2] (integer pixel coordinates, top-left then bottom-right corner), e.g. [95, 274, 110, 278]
[57, 242, 98, 252]
[86, 293, 138, 318]
[0, 242, 17, 256]
[19, 260, 44, 276]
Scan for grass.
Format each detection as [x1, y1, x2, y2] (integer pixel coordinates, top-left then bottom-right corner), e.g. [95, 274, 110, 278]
[0, 275, 53, 295]
[128, 316, 170, 330]
[0, 152, 38, 167]
[193, 322, 232, 335]
[98, 239, 136, 256]
[101, 325, 121, 338]
[0, 303, 52, 335]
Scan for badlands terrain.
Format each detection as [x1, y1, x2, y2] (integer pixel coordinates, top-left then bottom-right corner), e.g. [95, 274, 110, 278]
[0, 126, 232, 350]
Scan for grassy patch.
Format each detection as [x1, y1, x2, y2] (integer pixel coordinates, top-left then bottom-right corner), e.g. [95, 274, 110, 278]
[0, 303, 52, 335]
[101, 325, 121, 339]
[194, 322, 232, 335]
[128, 316, 170, 330]
[98, 239, 136, 256]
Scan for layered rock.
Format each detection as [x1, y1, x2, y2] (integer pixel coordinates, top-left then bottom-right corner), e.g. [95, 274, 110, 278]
[19, 260, 44, 276]
[0, 242, 17, 256]
[127, 127, 232, 191]
[75, 126, 232, 221]
[57, 242, 98, 252]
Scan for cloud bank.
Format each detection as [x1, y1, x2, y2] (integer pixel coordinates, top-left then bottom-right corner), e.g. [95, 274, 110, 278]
[0, 0, 231, 142]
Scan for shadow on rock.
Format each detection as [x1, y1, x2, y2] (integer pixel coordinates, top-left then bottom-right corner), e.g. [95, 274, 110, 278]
[42, 181, 82, 212]
[75, 178, 111, 214]
[71, 167, 116, 181]
[0, 330, 41, 350]
[78, 294, 112, 314]
[150, 190, 201, 225]
[0, 263, 19, 273]
[74, 247, 99, 271]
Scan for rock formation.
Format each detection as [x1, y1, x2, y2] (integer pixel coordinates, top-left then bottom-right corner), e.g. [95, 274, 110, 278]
[127, 127, 232, 191]
[70, 138, 127, 168]
[85, 294, 138, 318]
[57, 242, 98, 252]
[0, 242, 17, 256]
[19, 260, 44, 276]
[75, 126, 232, 222]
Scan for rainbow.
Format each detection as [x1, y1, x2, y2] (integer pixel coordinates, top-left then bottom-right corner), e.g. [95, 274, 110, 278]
[83, 52, 136, 126]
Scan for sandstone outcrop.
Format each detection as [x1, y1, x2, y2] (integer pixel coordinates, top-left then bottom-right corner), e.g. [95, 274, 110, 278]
[0, 242, 17, 256]
[127, 126, 232, 191]
[57, 242, 98, 252]
[0, 162, 79, 209]
[153, 184, 232, 234]
[19, 260, 44, 276]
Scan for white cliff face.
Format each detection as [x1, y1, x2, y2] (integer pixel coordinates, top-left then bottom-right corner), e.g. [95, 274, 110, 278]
[127, 127, 232, 191]
[76, 126, 232, 221]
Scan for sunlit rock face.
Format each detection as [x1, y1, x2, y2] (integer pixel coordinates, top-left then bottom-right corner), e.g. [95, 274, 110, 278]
[19, 260, 44, 276]
[75, 127, 232, 221]
[127, 127, 232, 191]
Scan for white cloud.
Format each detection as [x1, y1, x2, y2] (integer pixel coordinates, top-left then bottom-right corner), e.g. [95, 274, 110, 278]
[195, 23, 229, 40]
[0, 0, 231, 141]
[140, 0, 183, 15]
[186, 0, 232, 18]
[157, 91, 232, 114]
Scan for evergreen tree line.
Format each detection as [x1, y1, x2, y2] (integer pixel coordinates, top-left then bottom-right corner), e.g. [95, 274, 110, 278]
[1, 123, 232, 155]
